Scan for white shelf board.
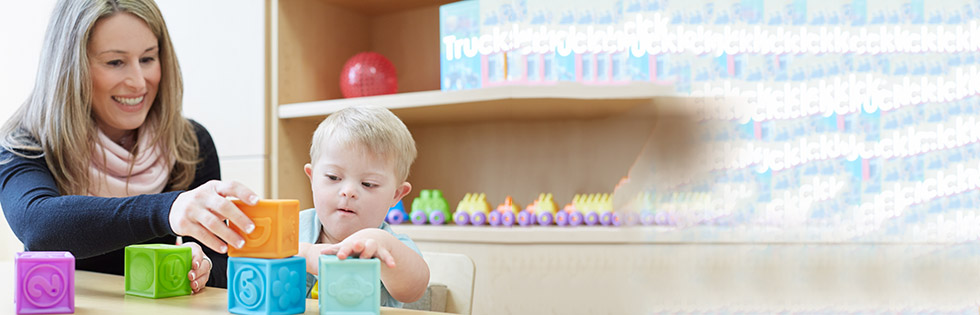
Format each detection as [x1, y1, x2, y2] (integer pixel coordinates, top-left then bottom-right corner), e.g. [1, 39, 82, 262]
[278, 83, 678, 124]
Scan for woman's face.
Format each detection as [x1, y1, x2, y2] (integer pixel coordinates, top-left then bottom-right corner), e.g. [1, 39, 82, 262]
[87, 12, 160, 141]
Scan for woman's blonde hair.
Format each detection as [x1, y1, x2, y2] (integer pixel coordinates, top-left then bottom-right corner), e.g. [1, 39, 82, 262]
[0, 0, 198, 194]
[310, 106, 417, 183]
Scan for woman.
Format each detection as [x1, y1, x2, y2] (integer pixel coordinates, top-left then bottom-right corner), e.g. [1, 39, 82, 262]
[0, 0, 258, 291]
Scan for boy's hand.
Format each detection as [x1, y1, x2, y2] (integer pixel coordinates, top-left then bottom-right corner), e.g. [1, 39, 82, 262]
[301, 243, 335, 275]
[319, 229, 397, 268]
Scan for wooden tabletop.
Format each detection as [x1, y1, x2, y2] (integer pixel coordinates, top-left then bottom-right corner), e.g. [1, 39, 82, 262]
[1, 261, 444, 314]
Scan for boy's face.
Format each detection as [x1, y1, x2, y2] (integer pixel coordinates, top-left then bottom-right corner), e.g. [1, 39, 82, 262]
[304, 137, 411, 243]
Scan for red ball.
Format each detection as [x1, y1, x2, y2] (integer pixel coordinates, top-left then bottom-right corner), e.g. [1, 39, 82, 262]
[339, 52, 398, 98]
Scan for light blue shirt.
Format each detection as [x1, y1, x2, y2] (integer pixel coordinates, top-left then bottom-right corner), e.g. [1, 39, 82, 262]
[299, 208, 421, 308]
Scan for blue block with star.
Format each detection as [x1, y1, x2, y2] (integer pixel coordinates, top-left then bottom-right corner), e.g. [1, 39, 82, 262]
[227, 256, 305, 315]
[318, 255, 380, 315]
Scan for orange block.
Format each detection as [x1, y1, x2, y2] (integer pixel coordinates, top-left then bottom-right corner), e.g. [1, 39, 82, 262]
[227, 199, 300, 259]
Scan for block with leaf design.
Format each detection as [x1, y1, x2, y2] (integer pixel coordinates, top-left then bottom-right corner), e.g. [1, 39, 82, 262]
[124, 244, 191, 298]
[227, 256, 306, 315]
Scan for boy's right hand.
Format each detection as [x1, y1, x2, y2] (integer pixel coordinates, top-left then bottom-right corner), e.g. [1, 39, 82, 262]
[169, 180, 259, 254]
[301, 243, 336, 275]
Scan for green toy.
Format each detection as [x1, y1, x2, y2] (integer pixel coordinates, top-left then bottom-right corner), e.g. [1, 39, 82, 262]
[409, 189, 452, 225]
[124, 244, 192, 298]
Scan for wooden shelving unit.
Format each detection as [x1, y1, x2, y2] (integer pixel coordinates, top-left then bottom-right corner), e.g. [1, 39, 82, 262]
[269, 0, 684, 210]
[266, 3, 972, 314]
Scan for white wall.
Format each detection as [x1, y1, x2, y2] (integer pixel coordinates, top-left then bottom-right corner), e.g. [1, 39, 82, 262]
[0, 0, 55, 261]
[158, 0, 267, 196]
[0, 1, 267, 260]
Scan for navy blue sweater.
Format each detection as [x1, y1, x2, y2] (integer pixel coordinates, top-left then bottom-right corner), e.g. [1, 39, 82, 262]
[0, 120, 228, 288]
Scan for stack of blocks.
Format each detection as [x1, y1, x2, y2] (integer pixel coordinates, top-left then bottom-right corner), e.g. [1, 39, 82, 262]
[15, 251, 75, 314]
[226, 199, 306, 315]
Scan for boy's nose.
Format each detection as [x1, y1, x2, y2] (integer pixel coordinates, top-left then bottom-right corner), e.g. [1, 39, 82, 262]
[339, 184, 357, 199]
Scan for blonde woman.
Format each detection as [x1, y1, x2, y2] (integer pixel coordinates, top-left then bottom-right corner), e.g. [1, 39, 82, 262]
[0, 0, 258, 292]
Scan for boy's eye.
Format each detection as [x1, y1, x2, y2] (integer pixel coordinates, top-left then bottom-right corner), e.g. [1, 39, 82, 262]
[326, 175, 339, 181]
[362, 182, 376, 188]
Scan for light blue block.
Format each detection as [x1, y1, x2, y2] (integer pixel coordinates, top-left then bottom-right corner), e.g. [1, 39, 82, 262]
[227, 256, 305, 315]
[318, 255, 380, 315]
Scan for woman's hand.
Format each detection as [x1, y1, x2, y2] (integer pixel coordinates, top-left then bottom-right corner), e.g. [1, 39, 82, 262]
[178, 241, 212, 294]
[169, 180, 258, 253]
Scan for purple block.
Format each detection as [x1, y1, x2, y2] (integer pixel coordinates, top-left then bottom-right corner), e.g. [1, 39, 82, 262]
[15, 251, 74, 314]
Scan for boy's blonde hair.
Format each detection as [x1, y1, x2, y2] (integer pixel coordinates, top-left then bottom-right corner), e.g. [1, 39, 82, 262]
[310, 106, 417, 183]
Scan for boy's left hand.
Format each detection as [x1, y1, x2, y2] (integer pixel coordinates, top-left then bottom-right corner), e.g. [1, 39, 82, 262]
[319, 229, 397, 268]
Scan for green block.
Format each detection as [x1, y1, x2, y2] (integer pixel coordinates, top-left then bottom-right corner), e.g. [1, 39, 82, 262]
[124, 244, 192, 298]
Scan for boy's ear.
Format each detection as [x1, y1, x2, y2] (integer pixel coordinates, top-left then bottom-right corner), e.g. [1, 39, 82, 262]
[304, 163, 314, 180]
[392, 182, 412, 205]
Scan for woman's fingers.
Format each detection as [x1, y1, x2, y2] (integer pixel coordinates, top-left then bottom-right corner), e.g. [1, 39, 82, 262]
[191, 259, 211, 293]
[182, 224, 227, 254]
[178, 242, 210, 293]
[170, 180, 262, 254]
[198, 196, 246, 249]
[208, 181, 256, 234]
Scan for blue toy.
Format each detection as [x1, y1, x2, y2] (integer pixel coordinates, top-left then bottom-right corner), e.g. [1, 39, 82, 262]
[318, 255, 380, 315]
[227, 256, 305, 315]
[385, 200, 407, 225]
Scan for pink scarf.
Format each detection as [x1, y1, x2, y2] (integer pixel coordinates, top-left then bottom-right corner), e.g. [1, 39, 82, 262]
[88, 127, 172, 197]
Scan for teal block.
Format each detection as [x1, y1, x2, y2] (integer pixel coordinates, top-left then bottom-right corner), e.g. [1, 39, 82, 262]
[318, 255, 380, 315]
[124, 244, 191, 298]
[227, 256, 305, 315]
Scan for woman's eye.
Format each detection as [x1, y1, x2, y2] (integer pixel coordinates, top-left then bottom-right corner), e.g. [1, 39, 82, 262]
[140, 56, 156, 63]
[107, 60, 123, 66]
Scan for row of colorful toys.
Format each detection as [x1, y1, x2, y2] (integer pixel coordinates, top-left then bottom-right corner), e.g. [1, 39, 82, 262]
[386, 189, 712, 227]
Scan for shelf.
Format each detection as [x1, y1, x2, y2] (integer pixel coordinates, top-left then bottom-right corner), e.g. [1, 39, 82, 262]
[278, 83, 678, 124]
[390, 224, 953, 245]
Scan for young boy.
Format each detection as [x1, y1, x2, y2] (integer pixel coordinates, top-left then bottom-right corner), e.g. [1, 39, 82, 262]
[297, 106, 429, 307]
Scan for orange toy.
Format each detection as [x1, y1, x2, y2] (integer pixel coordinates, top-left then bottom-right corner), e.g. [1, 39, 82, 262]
[489, 196, 521, 227]
[228, 199, 300, 259]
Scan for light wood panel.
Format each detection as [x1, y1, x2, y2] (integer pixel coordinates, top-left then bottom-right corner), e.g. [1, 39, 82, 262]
[407, 241, 980, 314]
[371, 5, 442, 93]
[404, 110, 656, 210]
[319, 0, 454, 16]
[276, 117, 320, 208]
[278, 0, 371, 104]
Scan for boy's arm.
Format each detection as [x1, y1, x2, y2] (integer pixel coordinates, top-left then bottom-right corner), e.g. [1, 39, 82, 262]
[298, 241, 319, 275]
[327, 228, 430, 303]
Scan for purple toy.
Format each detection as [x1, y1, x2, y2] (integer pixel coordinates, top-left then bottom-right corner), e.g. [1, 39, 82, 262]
[585, 212, 600, 226]
[454, 212, 470, 225]
[16, 251, 74, 314]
